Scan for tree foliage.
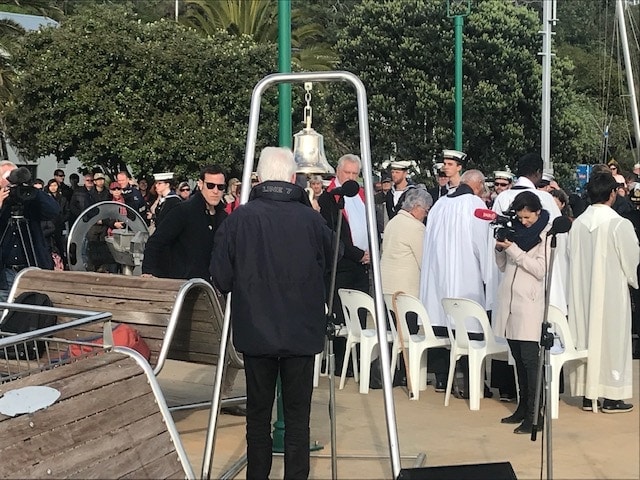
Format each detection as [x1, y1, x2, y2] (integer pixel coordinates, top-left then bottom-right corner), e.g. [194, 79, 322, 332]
[328, 0, 600, 181]
[4, 4, 279, 179]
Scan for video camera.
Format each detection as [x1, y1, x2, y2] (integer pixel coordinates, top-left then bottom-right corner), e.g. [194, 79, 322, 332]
[492, 209, 517, 242]
[5, 167, 37, 216]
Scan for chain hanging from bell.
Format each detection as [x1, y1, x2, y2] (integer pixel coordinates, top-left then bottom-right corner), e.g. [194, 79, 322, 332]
[293, 82, 334, 174]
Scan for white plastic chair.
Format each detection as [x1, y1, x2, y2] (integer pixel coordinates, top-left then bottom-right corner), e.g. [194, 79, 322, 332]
[385, 293, 450, 400]
[338, 288, 394, 394]
[547, 305, 589, 418]
[441, 297, 511, 410]
[313, 324, 349, 387]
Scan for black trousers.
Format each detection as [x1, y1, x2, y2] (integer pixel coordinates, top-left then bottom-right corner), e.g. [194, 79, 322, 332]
[507, 339, 540, 422]
[244, 355, 314, 480]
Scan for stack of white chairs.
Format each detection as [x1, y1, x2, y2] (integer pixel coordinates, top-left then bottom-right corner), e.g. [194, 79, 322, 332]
[547, 305, 589, 418]
[384, 293, 450, 400]
[338, 288, 394, 394]
[441, 297, 512, 411]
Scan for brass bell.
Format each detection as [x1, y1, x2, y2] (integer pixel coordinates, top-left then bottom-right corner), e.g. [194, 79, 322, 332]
[292, 82, 335, 175]
[293, 127, 334, 174]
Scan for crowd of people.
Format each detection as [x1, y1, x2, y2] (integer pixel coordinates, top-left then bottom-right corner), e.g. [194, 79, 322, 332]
[2, 147, 639, 478]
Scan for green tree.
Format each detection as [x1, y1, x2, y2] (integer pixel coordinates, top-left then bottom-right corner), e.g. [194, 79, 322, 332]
[4, 4, 278, 178]
[181, 0, 338, 71]
[329, 0, 599, 179]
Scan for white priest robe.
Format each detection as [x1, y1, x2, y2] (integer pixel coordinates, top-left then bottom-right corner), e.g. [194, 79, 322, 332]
[567, 204, 639, 400]
[419, 187, 490, 333]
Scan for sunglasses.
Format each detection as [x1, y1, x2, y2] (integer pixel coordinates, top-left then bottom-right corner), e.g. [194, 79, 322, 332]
[180, 187, 191, 192]
[610, 166, 618, 170]
[110, 187, 122, 191]
[494, 182, 509, 187]
[204, 182, 226, 191]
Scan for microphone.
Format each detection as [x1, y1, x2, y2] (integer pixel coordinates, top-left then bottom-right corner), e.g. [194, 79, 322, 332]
[474, 208, 498, 221]
[331, 180, 360, 198]
[547, 215, 572, 236]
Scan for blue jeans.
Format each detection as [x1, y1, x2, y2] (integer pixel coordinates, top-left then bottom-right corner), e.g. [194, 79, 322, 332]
[244, 355, 314, 480]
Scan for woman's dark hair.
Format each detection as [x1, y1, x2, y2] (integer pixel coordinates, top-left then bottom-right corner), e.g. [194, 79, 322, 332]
[587, 171, 618, 204]
[551, 188, 573, 217]
[510, 190, 542, 213]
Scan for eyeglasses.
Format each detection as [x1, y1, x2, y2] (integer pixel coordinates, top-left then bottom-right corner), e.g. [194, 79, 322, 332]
[494, 182, 509, 187]
[110, 187, 121, 191]
[180, 187, 191, 192]
[204, 182, 226, 191]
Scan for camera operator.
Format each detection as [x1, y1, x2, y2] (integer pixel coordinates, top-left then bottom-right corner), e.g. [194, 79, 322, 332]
[0, 163, 60, 301]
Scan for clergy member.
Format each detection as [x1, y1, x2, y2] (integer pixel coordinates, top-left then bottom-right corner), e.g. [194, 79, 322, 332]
[567, 171, 639, 413]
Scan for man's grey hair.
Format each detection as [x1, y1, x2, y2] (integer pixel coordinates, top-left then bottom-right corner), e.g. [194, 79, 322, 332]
[402, 187, 433, 212]
[0, 160, 16, 169]
[461, 169, 485, 185]
[257, 147, 297, 182]
[337, 154, 361, 172]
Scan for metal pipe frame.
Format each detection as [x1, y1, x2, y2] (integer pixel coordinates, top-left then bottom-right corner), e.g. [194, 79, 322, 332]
[238, 71, 401, 479]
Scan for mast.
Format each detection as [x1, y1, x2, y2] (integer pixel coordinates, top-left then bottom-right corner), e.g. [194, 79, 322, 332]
[540, 0, 557, 172]
[617, 0, 640, 163]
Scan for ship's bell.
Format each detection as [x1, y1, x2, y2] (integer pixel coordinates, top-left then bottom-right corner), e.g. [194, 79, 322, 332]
[293, 127, 334, 174]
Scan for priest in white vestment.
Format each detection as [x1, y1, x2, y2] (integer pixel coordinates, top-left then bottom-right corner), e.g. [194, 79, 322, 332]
[568, 171, 639, 413]
[419, 169, 491, 334]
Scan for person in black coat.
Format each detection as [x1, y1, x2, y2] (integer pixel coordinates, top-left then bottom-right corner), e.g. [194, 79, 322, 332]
[0, 166, 60, 299]
[211, 147, 333, 480]
[142, 166, 227, 280]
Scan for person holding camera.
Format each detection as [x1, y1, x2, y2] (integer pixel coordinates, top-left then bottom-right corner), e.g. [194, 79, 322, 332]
[493, 191, 551, 434]
[0, 162, 60, 300]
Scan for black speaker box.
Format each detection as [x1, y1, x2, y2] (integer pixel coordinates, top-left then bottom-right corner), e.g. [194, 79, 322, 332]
[398, 461, 517, 480]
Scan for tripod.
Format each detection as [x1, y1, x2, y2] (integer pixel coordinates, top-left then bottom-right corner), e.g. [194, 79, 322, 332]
[0, 206, 39, 270]
[324, 191, 348, 480]
[530, 225, 564, 479]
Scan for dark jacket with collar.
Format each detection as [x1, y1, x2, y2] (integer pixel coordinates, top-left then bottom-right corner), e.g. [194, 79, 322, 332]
[142, 191, 226, 280]
[0, 189, 60, 269]
[211, 181, 333, 356]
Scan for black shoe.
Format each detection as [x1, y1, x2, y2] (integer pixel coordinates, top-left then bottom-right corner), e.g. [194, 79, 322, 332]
[582, 397, 602, 411]
[602, 399, 634, 414]
[499, 393, 516, 402]
[484, 385, 494, 399]
[501, 411, 525, 424]
[513, 420, 543, 434]
[221, 405, 247, 417]
[369, 377, 383, 389]
[435, 379, 446, 393]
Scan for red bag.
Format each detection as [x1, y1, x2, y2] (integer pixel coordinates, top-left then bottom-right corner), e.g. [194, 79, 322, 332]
[69, 324, 151, 361]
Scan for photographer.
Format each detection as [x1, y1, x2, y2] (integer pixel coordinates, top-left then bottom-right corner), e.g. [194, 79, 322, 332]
[493, 191, 550, 434]
[0, 164, 60, 300]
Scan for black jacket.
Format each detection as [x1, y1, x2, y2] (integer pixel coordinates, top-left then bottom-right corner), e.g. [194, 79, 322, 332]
[0, 189, 60, 269]
[211, 181, 333, 356]
[142, 191, 226, 280]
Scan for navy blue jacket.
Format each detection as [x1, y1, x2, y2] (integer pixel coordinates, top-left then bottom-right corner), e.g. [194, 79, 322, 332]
[211, 181, 333, 356]
[142, 191, 226, 280]
[0, 188, 60, 269]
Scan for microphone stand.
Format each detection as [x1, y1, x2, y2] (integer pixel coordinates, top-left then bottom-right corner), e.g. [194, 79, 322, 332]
[325, 193, 346, 480]
[531, 230, 559, 479]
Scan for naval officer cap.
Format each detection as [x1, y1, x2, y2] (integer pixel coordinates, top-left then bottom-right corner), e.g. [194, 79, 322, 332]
[493, 171, 513, 182]
[153, 172, 174, 182]
[389, 160, 412, 170]
[442, 149, 468, 167]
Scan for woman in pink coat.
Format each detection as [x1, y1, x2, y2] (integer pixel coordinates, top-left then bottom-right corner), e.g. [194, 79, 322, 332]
[494, 191, 551, 434]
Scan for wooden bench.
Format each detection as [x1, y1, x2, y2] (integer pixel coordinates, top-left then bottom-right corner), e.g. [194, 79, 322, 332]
[6, 268, 243, 375]
[0, 349, 195, 479]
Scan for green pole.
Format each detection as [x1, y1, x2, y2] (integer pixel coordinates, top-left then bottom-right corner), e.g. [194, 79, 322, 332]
[454, 14, 463, 151]
[278, 0, 292, 148]
[272, 0, 291, 454]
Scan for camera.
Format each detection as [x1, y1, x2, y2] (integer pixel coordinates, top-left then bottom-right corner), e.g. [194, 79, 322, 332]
[492, 209, 517, 242]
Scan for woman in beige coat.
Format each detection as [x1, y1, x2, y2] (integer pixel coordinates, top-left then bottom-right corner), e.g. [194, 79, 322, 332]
[494, 191, 551, 434]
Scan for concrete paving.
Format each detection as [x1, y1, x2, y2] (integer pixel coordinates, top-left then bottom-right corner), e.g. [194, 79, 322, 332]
[159, 359, 640, 479]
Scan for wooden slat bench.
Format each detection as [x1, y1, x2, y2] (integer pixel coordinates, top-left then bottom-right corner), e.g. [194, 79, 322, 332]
[0, 349, 195, 479]
[5, 268, 243, 376]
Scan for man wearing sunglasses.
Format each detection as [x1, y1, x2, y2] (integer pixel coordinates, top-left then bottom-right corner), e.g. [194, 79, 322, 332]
[142, 165, 245, 415]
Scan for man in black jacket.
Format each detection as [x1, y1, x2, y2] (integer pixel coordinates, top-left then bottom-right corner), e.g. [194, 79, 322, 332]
[211, 147, 333, 480]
